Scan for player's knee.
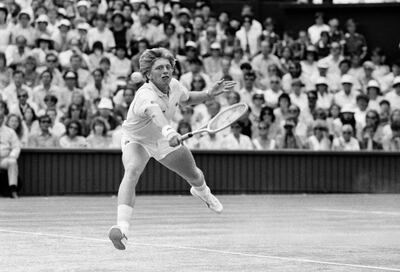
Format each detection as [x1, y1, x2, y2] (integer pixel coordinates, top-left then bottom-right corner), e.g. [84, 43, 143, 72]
[7, 158, 18, 167]
[188, 168, 204, 183]
[124, 164, 143, 181]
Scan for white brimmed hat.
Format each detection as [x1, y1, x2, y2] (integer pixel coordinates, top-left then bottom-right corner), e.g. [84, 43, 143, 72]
[341, 74, 353, 85]
[97, 97, 113, 110]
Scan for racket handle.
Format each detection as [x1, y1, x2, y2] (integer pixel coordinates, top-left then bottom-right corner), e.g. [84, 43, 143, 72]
[181, 133, 193, 141]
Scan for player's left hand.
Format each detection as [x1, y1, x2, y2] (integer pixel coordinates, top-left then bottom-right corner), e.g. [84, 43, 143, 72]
[208, 79, 237, 97]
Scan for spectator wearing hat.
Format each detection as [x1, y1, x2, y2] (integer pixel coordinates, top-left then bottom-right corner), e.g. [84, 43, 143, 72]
[51, 19, 73, 52]
[61, 70, 82, 103]
[305, 119, 331, 150]
[5, 35, 31, 68]
[0, 102, 21, 199]
[76, 0, 90, 20]
[310, 59, 336, 93]
[180, 57, 212, 91]
[94, 97, 118, 130]
[251, 40, 281, 83]
[332, 124, 360, 151]
[332, 104, 362, 139]
[86, 117, 112, 148]
[307, 12, 330, 45]
[87, 14, 116, 51]
[31, 33, 55, 66]
[384, 76, 400, 111]
[276, 117, 303, 149]
[343, 19, 367, 59]
[236, 14, 262, 58]
[221, 120, 253, 150]
[3, 70, 33, 110]
[0, 4, 11, 52]
[59, 120, 87, 148]
[365, 80, 383, 112]
[175, 7, 192, 35]
[203, 42, 223, 82]
[289, 78, 308, 111]
[252, 121, 277, 150]
[34, 14, 52, 41]
[333, 74, 359, 108]
[315, 77, 334, 111]
[27, 114, 60, 148]
[12, 9, 35, 47]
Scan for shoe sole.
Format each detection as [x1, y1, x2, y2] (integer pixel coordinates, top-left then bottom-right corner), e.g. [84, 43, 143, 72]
[190, 188, 223, 214]
[108, 227, 127, 250]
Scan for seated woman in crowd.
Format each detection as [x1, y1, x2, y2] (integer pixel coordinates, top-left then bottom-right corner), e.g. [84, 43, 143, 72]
[6, 113, 28, 146]
[252, 121, 276, 150]
[22, 107, 40, 138]
[332, 124, 360, 151]
[59, 120, 87, 148]
[177, 120, 199, 150]
[305, 119, 331, 150]
[86, 117, 111, 148]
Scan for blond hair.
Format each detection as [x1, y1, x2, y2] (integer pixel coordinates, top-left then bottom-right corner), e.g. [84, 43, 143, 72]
[139, 48, 175, 81]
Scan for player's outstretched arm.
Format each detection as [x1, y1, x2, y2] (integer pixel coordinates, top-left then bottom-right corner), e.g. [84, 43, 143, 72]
[182, 79, 237, 106]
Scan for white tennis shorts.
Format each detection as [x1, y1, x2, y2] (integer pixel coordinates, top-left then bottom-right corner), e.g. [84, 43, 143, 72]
[121, 133, 180, 161]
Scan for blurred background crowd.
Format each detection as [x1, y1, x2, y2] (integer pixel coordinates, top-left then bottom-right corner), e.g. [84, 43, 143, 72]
[0, 0, 400, 151]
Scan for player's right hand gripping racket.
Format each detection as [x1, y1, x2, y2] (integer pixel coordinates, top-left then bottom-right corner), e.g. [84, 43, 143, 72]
[181, 103, 248, 141]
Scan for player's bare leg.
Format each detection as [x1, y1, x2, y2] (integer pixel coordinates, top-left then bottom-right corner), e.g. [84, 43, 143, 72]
[159, 145, 223, 213]
[109, 142, 150, 250]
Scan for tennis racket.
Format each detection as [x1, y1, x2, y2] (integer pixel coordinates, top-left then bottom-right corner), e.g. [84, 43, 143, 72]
[181, 103, 248, 140]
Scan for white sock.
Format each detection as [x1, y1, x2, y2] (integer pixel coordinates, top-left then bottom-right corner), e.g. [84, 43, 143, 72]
[117, 204, 133, 234]
[193, 182, 207, 192]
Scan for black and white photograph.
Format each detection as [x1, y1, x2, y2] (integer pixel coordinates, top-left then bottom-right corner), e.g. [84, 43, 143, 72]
[0, 0, 400, 271]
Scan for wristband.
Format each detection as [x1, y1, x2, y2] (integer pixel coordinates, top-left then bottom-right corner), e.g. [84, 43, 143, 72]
[161, 125, 174, 138]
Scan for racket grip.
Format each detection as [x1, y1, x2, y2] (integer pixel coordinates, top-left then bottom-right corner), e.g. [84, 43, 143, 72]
[181, 133, 193, 141]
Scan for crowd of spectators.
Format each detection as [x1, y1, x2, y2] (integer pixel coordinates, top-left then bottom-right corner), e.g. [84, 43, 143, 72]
[1, 0, 400, 152]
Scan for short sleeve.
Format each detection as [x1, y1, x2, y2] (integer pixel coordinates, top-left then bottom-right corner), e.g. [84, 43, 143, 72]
[171, 78, 189, 102]
[132, 87, 159, 116]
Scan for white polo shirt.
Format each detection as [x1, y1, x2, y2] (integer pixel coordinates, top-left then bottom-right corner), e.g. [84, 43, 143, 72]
[122, 78, 189, 143]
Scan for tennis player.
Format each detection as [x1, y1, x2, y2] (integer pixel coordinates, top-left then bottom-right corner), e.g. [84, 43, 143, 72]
[109, 48, 236, 250]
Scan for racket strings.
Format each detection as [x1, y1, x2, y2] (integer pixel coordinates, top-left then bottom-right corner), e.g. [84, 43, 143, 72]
[209, 104, 248, 131]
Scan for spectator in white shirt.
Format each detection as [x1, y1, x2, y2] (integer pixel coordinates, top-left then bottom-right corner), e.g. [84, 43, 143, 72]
[315, 77, 334, 111]
[380, 60, 400, 94]
[87, 14, 116, 51]
[366, 80, 383, 112]
[221, 120, 253, 150]
[306, 119, 331, 151]
[333, 74, 359, 108]
[384, 76, 400, 111]
[276, 118, 304, 149]
[251, 40, 281, 84]
[332, 124, 360, 151]
[197, 132, 225, 150]
[0, 101, 21, 198]
[264, 76, 284, 108]
[308, 12, 330, 45]
[289, 78, 308, 111]
[354, 94, 369, 128]
[252, 121, 276, 150]
[239, 70, 262, 107]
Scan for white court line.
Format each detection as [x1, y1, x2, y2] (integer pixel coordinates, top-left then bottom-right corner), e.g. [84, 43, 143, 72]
[0, 229, 399, 271]
[312, 208, 400, 216]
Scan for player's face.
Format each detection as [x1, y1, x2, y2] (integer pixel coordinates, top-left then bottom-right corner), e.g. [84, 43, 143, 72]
[149, 58, 173, 92]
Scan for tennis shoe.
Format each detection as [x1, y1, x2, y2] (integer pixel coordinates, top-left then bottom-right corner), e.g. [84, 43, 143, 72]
[108, 225, 128, 250]
[190, 186, 223, 213]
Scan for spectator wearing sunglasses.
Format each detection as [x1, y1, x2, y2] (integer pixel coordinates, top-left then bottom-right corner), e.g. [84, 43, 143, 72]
[305, 120, 331, 150]
[332, 124, 360, 151]
[264, 75, 284, 108]
[28, 115, 59, 148]
[276, 118, 304, 149]
[9, 89, 38, 118]
[252, 121, 276, 150]
[59, 120, 87, 148]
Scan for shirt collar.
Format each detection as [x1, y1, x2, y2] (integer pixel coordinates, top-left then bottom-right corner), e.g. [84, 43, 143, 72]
[149, 81, 170, 98]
